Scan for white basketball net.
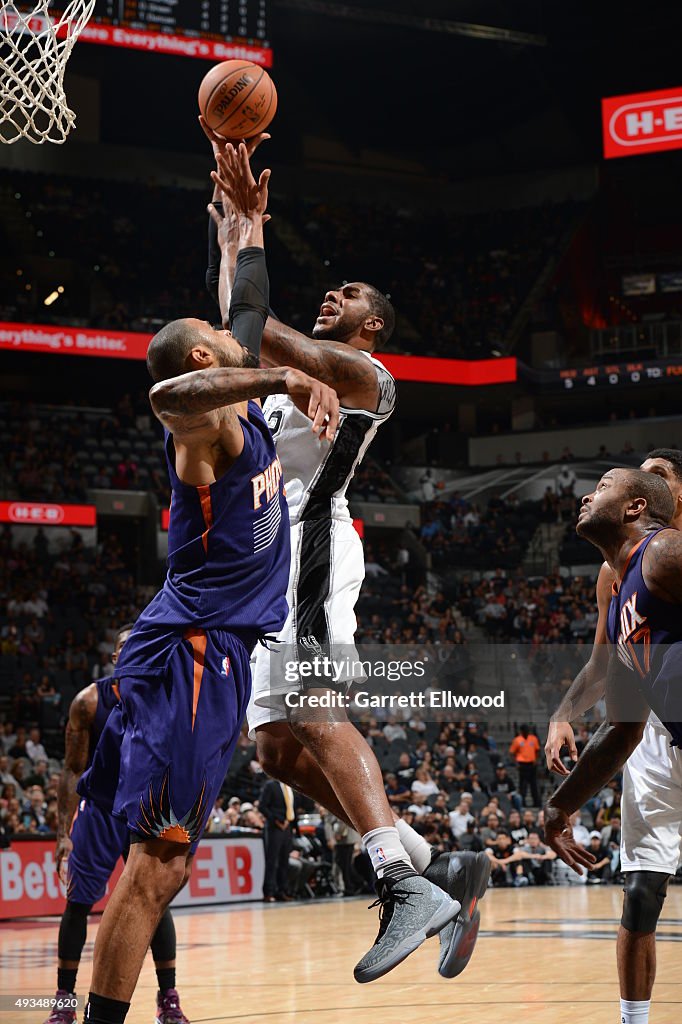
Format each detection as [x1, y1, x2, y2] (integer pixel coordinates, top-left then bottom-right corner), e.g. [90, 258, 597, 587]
[0, 1, 96, 144]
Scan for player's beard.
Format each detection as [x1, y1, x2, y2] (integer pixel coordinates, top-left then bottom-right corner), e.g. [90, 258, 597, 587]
[239, 347, 260, 369]
[576, 507, 618, 547]
[312, 310, 366, 341]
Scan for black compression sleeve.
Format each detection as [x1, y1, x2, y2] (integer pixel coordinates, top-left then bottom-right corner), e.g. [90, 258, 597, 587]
[230, 246, 269, 362]
[206, 200, 223, 310]
[150, 906, 177, 963]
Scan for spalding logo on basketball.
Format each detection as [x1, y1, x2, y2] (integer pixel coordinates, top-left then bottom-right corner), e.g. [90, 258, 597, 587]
[198, 59, 277, 139]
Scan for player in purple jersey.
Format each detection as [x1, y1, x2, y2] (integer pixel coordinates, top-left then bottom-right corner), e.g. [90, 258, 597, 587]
[544, 468, 682, 873]
[81, 168, 339, 1024]
[545, 449, 682, 1024]
[46, 626, 190, 1024]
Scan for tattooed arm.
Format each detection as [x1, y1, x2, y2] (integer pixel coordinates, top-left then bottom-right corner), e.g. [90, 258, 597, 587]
[544, 658, 647, 873]
[545, 562, 613, 774]
[150, 365, 339, 485]
[643, 529, 682, 602]
[56, 685, 97, 882]
[261, 316, 380, 409]
[210, 149, 379, 409]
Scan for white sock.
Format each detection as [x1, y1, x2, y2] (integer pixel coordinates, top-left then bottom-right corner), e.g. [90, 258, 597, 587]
[362, 826, 412, 877]
[620, 999, 650, 1023]
[394, 816, 433, 873]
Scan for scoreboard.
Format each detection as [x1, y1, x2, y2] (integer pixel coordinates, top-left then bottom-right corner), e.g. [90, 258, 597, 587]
[52, 0, 272, 62]
[521, 359, 682, 391]
[98, 0, 268, 44]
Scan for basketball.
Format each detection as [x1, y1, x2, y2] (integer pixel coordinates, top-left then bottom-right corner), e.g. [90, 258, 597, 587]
[198, 59, 277, 139]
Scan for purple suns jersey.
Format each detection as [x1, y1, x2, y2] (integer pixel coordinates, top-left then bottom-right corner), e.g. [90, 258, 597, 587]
[606, 528, 682, 745]
[116, 400, 290, 676]
[88, 676, 120, 768]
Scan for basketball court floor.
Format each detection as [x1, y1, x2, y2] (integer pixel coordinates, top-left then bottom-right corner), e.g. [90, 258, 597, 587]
[2, 887, 682, 1024]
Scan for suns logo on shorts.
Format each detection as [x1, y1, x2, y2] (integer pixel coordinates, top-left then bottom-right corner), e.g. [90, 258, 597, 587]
[222, 656, 231, 677]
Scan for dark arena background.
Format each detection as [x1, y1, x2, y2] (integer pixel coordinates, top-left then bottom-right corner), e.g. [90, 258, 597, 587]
[2, 2, 682, 1022]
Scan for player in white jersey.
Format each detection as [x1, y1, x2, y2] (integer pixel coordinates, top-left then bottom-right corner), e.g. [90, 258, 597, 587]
[545, 448, 682, 1024]
[205, 137, 490, 983]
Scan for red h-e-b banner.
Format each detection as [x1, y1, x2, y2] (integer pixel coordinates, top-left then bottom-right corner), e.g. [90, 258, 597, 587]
[603, 86, 682, 158]
[0, 502, 96, 526]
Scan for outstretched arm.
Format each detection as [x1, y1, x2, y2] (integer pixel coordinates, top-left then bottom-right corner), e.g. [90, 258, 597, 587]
[261, 316, 380, 409]
[208, 143, 271, 361]
[201, 117, 270, 311]
[150, 365, 339, 446]
[545, 562, 613, 774]
[56, 685, 97, 881]
[544, 659, 648, 873]
[211, 147, 380, 410]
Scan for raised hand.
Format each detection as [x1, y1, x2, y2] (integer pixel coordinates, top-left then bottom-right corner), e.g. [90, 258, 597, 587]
[199, 114, 271, 160]
[207, 199, 239, 253]
[211, 142, 271, 221]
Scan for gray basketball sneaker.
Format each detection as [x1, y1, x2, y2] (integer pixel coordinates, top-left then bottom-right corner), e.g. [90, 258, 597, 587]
[423, 850, 491, 978]
[353, 874, 460, 984]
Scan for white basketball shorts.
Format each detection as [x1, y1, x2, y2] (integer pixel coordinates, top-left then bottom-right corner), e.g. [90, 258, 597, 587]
[247, 517, 365, 738]
[621, 716, 682, 875]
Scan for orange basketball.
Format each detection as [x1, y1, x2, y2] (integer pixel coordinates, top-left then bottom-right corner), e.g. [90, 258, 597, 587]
[198, 60, 277, 139]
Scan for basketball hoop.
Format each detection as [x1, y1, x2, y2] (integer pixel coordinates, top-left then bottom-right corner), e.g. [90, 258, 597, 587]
[0, 1, 96, 144]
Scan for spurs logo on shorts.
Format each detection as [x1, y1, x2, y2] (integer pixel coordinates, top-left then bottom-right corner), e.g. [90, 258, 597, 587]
[299, 635, 322, 654]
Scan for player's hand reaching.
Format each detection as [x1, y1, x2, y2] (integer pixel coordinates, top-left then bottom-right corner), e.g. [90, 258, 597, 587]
[55, 833, 73, 885]
[212, 143, 271, 222]
[199, 114, 271, 160]
[207, 199, 239, 254]
[545, 721, 579, 775]
[544, 804, 596, 875]
[283, 368, 340, 442]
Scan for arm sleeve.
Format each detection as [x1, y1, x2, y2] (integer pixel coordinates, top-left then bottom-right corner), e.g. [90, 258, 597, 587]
[206, 201, 223, 310]
[229, 246, 270, 362]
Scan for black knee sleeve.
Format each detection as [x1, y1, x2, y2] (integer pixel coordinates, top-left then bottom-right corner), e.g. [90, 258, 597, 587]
[621, 870, 670, 934]
[58, 901, 91, 962]
[150, 907, 176, 964]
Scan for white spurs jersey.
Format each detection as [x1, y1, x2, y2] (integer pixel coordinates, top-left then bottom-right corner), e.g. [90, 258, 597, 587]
[262, 351, 396, 524]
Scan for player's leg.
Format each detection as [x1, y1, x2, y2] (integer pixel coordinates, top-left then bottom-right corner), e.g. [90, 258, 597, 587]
[617, 723, 679, 1024]
[84, 631, 252, 1020]
[89, 838, 190, 1004]
[45, 800, 131, 1019]
[255, 722, 353, 825]
[45, 901, 91, 1023]
[253, 523, 490, 978]
[151, 908, 191, 1024]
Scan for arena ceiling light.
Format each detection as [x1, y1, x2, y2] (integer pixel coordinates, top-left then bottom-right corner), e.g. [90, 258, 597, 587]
[43, 285, 65, 306]
[276, 0, 547, 46]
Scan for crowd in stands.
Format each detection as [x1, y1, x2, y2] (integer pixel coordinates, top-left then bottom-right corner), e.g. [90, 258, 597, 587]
[0, 506, 639, 893]
[286, 197, 579, 358]
[159, 717, 629, 896]
[0, 398, 170, 506]
[0, 523, 150, 746]
[418, 489, 542, 569]
[1, 170, 580, 360]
